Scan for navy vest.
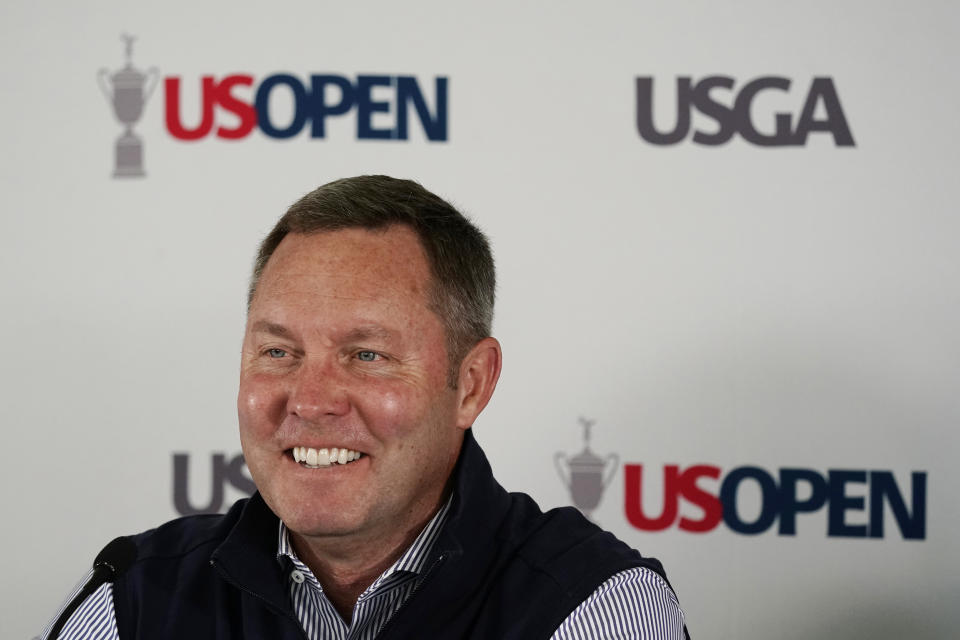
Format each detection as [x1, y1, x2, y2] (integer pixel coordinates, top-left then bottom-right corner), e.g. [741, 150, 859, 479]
[112, 431, 687, 639]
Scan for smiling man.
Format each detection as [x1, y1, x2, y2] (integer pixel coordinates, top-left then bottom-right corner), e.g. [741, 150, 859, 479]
[238, 223, 496, 623]
[44, 176, 688, 639]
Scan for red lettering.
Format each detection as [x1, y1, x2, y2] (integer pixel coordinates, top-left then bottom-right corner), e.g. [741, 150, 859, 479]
[624, 464, 679, 530]
[165, 76, 216, 140]
[677, 464, 723, 532]
[215, 75, 256, 139]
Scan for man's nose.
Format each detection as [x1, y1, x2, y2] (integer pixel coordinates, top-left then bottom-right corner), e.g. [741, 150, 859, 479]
[286, 358, 350, 419]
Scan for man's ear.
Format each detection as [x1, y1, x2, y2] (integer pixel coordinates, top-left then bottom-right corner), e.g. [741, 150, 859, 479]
[454, 337, 502, 430]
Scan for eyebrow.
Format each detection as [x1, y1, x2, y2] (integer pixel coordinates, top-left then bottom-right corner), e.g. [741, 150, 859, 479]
[249, 321, 296, 339]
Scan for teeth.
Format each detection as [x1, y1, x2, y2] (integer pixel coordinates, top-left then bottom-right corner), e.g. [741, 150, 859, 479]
[292, 446, 362, 469]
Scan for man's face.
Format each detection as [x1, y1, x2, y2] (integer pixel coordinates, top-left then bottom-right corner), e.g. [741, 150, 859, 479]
[238, 226, 464, 542]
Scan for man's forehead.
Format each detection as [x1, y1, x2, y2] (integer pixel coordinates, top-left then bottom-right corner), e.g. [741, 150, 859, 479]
[247, 227, 444, 337]
[260, 228, 431, 290]
[249, 319, 401, 342]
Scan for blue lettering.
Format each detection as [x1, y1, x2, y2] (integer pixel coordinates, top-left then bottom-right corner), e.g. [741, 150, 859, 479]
[256, 74, 308, 139]
[356, 75, 395, 139]
[828, 470, 868, 537]
[869, 471, 927, 540]
[309, 74, 356, 138]
[777, 468, 828, 535]
[397, 76, 448, 141]
[244, 73, 447, 142]
[720, 466, 778, 534]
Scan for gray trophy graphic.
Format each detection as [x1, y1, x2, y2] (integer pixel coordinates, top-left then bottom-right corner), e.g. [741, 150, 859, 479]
[554, 417, 619, 521]
[98, 34, 159, 177]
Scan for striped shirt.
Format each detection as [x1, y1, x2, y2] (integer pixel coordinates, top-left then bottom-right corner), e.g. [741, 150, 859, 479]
[277, 497, 453, 639]
[41, 500, 686, 639]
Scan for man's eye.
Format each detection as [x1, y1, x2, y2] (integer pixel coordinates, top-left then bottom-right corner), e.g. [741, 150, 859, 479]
[356, 350, 379, 362]
[266, 348, 287, 358]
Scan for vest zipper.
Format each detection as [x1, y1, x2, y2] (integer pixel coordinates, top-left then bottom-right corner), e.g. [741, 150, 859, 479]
[209, 559, 311, 640]
[372, 553, 447, 639]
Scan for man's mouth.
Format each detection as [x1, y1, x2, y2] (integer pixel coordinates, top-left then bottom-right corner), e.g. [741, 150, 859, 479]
[291, 446, 364, 469]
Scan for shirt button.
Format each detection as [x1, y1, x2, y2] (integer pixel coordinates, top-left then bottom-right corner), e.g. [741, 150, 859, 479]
[291, 570, 305, 584]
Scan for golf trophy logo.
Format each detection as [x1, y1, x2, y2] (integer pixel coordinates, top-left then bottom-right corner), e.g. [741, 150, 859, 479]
[554, 417, 619, 521]
[98, 34, 159, 177]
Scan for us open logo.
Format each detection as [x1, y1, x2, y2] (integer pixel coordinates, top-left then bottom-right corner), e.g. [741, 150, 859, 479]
[623, 463, 926, 539]
[98, 34, 449, 178]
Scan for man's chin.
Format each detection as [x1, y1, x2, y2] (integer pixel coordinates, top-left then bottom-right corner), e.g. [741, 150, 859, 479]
[266, 493, 369, 539]
[284, 513, 379, 547]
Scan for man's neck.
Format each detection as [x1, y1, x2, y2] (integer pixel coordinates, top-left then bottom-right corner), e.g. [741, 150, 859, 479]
[288, 499, 446, 624]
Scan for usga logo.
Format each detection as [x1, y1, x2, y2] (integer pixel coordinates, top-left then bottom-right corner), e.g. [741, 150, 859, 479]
[624, 464, 926, 539]
[635, 76, 855, 147]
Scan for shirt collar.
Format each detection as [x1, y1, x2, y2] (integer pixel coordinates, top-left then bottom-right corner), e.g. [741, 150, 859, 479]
[276, 493, 453, 588]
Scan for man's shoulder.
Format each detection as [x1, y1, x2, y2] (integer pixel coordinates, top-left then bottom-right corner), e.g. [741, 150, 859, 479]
[450, 434, 672, 594]
[127, 497, 250, 564]
[552, 566, 688, 640]
[502, 491, 667, 585]
[502, 495, 686, 638]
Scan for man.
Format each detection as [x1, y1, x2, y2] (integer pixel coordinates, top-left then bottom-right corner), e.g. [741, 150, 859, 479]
[44, 176, 688, 639]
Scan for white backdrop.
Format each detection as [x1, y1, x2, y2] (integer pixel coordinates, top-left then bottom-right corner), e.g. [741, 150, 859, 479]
[2, 1, 958, 638]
